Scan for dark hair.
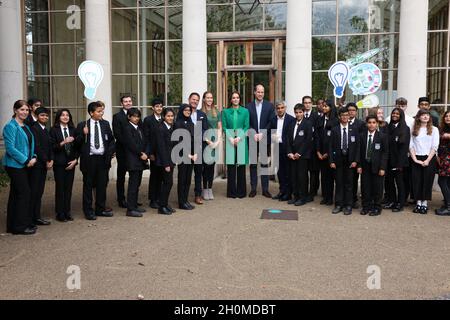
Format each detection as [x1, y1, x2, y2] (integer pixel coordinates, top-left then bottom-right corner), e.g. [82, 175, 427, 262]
[254, 84, 265, 91]
[88, 101, 103, 114]
[152, 98, 163, 107]
[302, 96, 313, 103]
[121, 95, 132, 104]
[440, 111, 450, 134]
[229, 91, 241, 106]
[338, 107, 349, 116]
[395, 97, 407, 105]
[294, 103, 305, 112]
[346, 102, 357, 111]
[127, 107, 141, 118]
[35, 106, 50, 116]
[162, 108, 174, 118]
[365, 115, 378, 123]
[12, 100, 29, 118]
[418, 97, 430, 105]
[53, 108, 75, 128]
[27, 98, 42, 107]
[189, 92, 200, 100]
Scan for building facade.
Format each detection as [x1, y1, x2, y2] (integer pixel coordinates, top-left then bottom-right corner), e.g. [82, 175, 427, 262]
[0, 0, 449, 130]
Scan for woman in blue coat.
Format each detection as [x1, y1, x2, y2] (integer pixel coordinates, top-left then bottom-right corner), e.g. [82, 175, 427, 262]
[2, 100, 37, 235]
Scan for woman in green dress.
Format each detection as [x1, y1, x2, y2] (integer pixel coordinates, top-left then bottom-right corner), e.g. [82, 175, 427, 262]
[201, 91, 222, 201]
[222, 91, 249, 198]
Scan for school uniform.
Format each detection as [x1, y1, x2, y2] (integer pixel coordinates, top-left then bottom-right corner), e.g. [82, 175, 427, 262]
[75, 119, 115, 219]
[303, 110, 320, 200]
[112, 109, 129, 206]
[359, 130, 389, 214]
[268, 113, 296, 199]
[386, 122, 410, 209]
[29, 122, 53, 224]
[315, 115, 339, 204]
[49, 124, 78, 221]
[155, 122, 175, 214]
[191, 110, 208, 200]
[143, 113, 163, 207]
[349, 117, 366, 205]
[124, 122, 148, 213]
[329, 124, 360, 211]
[286, 119, 313, 205]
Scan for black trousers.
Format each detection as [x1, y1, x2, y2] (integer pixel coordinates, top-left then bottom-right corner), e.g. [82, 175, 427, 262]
[159, 167, 173, 207]
[203, 163, 215, 189]
[250, 144, 270, 192]
[290, 159, 309, 200]
[148, 160, 163, 202]
[29, 166, 47, 222]
[319, 159, 334, 202]
[438, 176, 450, 206]
[227, 164, 247, 198]
[193, 163, 203, 197]
[178, 163, 193, 205]
[127, 170, 143, 211]
[405, 158, 414, 200]
[116, 151, 127, 203]
[361, 162, 384, 210]
[352, 171, 360, 203]
[277, 150, 291, 195]
[54, 165, 75, 217]
[387, 168, 406, 207]
[5, 167, 32, 233]
[82, 155, 109, 215]
[308, 159, 320, 198]
[411, 155, 436, 201]
[334, 156, 354, 207]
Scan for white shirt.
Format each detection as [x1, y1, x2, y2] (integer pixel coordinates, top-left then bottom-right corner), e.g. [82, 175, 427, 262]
[409, 126, 439, 156]
[123, 108, 128, 116]
[276, 115, 285, 143]
[304, 111, 311, 119]
[293, 120, 302, 140]
[89, 120, 105, 155]
[255, 100, 263, 130]
[39, 123, 46, 130]
[349, 118, 355, 126]
[164, 122, 171, 130]
[60, 124, 69, 138]
[191, 110, 198, 124]
[155, 114, 161, 122]
[340, 124, 349, 149]
[129, 121, 138, 130]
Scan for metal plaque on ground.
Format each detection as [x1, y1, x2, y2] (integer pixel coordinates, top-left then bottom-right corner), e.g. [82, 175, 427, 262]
[260, 209, 298, 221]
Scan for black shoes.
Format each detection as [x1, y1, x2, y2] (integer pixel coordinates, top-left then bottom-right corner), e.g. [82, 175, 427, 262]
[135, 207, 146, 213]
[280, 194, 291, 202]
[118, 201, 128, 208]
[249, 190, 257, 198]
[262, 191, 272, 199]
[392, 204, 404, 213]
[305, 197, 314, 203]
[34, 218, 51, 226]
[360, 208, 370, 215]
[149, 201, 160, 209]
[126, 210, 143, 218]
[288, 198, 297, 205]
[158, 207, 173, 215]
[96, 211, 114, 217]
[12, 227, 36, 235]
[167, 206, 176, 213]
[272, 193, 282, 200]
[295, 199, 306, 206]
[343, 207, 353, 215]
[369, 208, 381, 216]
[179, 203, 193, 210]
[56, 215, 68, 222]
[85, 214, 97, 221]
[413, 205, 428, 214]
[332, 206, 342, 214]
[383, 202, 395, 209]
[436, 206, 450, 216]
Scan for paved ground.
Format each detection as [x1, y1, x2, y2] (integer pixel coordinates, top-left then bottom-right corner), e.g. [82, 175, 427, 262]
[1, 177, 450, 300]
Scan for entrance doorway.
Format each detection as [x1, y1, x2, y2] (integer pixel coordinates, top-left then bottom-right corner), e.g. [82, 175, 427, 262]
[227, 70, 271, 106]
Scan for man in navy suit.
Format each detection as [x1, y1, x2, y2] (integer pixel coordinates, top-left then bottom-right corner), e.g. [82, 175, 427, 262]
[246, 84, 275, 198]
[268, 101, 295, 201]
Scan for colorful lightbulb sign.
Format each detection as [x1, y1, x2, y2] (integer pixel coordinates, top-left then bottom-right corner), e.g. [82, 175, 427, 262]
[328, 61, 350, 99]
[78, 60, 104, 100]
[348, 62, 382, 96]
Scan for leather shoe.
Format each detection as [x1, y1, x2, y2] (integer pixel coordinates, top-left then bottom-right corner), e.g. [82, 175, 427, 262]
[104, 207, 113, 213]
[280, 194, 291, 202]
[249, 190, 257, 198]
[118, 201, 128, 208]
[85, 214, 97, 221]
[305, 196, 314, 203]
[34, 218, 51, 226]
[392, 205, 404, 213]
[66, 214, 74, 221]
[343, 207, 353, 215]
[272, 193, 282, 200]
[96, 211, 113, 217]
[295, 199, 306, 206]
[288, 198, 297, 205]
[167, 206, 176, 213]
[158, 207, 173, 215]
[12, 227, 36, 235]
[360, 208, 370, 215]
[126, 210, 143, 218]
[186, 202, 195, 210]
[369, 209, 381, 216]
[195, 196, 203, 205]
[179, 203, 193, 210]
[383, 202, 395, 209]
[135, 207, 146, 213]
[56, 215, 68, 222]
[149, 201, 160, 209]
[332, 206, 342, 214]
[263, 191, 272, 198]
[320, 199, 328, 205]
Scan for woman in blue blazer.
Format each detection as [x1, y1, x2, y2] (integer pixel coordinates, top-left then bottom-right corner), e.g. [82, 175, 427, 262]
[2, 100, 37, 235]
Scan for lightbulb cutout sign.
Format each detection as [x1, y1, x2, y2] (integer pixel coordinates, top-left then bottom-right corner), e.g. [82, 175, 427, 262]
[328, 61, 350, 99]
[78, 60, 104, 100]
[356, 94, 380, 109]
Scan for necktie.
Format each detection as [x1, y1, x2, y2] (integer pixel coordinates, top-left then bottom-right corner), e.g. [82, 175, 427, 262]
[137, 127, 143, 140]
[94, 121, 100, 149]
[367, 134, 373, 161]
[342, 127, 348, 154]
[295, 121, 301, 139]
[63, 127, 70, 155]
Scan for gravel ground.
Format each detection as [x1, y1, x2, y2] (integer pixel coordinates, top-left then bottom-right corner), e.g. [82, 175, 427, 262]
[1, 177, 450, 300]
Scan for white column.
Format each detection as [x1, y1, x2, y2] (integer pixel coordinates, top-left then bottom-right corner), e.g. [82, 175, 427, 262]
[0, 0, 24, 136]
[397, 0, 429, 117]
[85, 0, 112, 122]
[182, 0, 207, 104]
[285, 0, 312, 115]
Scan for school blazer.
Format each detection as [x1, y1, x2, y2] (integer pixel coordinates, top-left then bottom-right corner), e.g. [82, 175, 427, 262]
[2, 119, 35, 168]
[123, 122, 148, 171]
[246, 100, 275, 145]
[176, 109, 208, 147]
[112, 110, 128, 158]
[49, 125, 79, 166]
[286, 120, 313, 160]
[31, 122, 53, 168]
[155, 123, 174, 168]
[359, 131, 389, 174]
[143, 114, 161, 157]
[328, 125, 360, 165]
[349, 118, 366, 133]
[315, 116, 339, 155]
[75, 119, 116, 173]
[388, 124, 410, 169]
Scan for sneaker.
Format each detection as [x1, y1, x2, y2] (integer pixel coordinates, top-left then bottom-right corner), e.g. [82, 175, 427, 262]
[208, 189, 214, 200]
[202, 189, 210, 201]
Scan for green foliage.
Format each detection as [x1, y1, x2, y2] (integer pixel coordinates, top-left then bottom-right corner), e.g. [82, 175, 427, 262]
[0, 158, 9, 188]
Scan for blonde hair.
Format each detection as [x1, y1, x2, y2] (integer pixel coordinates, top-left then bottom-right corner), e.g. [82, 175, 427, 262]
[201, 91, 218, 118]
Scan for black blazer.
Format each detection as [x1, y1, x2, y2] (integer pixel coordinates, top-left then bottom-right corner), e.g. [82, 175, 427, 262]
[349, 118, 366, 133]
[49, 125, 78, 167]
[388, 123, 410, 169]
[112, 109, 128, 157]
[315, 116, 339, 155]
[123, 122, 148, 171]
[176, 109, 208, 137]
[329, 125, 360, 165]
[155, 123, 174, 168]
[359, 130, 389, 174]
[25, 114, 37, 127]
[268, 113, 296, 153]
[75, 119, 116, 173]
[246, 100, 275, 144]
[143, 114, 162, 156]
[304, 110, 320, 127]
[286, 120, 313, 160]
[31, 122, 53, 168]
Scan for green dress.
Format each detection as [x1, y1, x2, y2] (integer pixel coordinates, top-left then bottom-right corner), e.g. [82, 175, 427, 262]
[221, 106, 249, 165]
[204, 110, 221, 164]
